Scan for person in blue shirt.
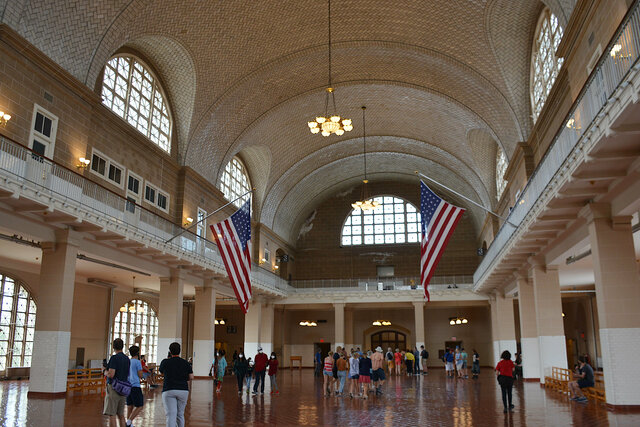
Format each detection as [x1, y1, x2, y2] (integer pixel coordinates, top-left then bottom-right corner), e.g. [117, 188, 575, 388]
[216, 350, 227, 394]
[126, 345, 144, 427]
[314, 348, 322, 377]
[445, 348, 455, 378]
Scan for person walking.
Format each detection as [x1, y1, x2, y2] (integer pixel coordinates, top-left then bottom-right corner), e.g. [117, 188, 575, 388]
[314, 348, 322, 377]
[252, 347, 268, 395]
[461, 348, 469, 379]
[323, 351, 334, 396]
[332, 346, 341, 394]
[268, 352, 279, 395]
[159, 342, 193, 427]
[348, 351, 360, 398]
[413, 347, 420, 375]
[232, 352, 248, 395]
[495, 350, 515, 413]
[371, 346, 386, 394]
[358, 351, 373, 399]
[245, 358, 254, 394]
[103, 338, 130, 427]
[215, 350, 227, 394]
[445, 348, 455, 378]
[125, 345, 144, 427]
[420, 345, 429, 375]
[405, 349, 415, 376]
[394, 348, 402, 376]
[472, 349, 480, 379]
[336, 352, 348, 395]
[514, 353, 523, 380]
[385, 347, 394, 375]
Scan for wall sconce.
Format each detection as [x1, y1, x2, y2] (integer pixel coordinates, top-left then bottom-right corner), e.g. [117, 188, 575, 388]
[184, 217, 193, 227]
[273, 265, 279, 271]
[214, 318, 226, 325]
[259, 258, 266, 265]
[76, 157, 91, 169]
[610, 43, 631, 62]
[0, 111, 11, 126]
[566, 118, 581, 130]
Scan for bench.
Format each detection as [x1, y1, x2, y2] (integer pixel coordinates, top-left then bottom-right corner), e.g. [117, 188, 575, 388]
[582, 372, 606, 402]
[67, 368, 105, 395]
[544, 367, 570, 393]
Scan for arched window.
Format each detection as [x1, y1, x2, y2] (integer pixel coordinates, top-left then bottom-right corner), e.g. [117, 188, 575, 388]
[219, 157, 251, 208]
[496, 147, 508, 199]
[0, 273, 36, 370]
[341, 196, 420, 246]
[371, 330, 406, 352]
[113, 299, 158, 363]
[531, 9, 564, 122]
[101, 56, 172, 153]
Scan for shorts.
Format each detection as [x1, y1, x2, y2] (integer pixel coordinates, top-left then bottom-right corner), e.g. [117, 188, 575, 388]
[349, 374, 360, 380]
[577, 378, 594, 389]
[372, 368, 386, 382]
[103, 384, 126, 416]
[126, 387, 144, 407]
[456, 362, 463, 370]
[142, 372, 151, 379]
[323, 371, 333, 376]
[446, 362, 454, 371]
[462, 361, 467, 369]
[359, 375, 371, 384]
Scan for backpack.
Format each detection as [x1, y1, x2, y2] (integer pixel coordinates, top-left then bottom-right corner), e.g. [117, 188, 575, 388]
[386, 352, 393, 361]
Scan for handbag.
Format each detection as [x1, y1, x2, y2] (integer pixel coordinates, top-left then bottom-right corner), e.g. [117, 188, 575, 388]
[111, 378, 132, 396]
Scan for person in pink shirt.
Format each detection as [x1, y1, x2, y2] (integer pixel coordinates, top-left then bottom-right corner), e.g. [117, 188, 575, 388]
[370, 346, 386, 395]
[394, 349, 402, 376]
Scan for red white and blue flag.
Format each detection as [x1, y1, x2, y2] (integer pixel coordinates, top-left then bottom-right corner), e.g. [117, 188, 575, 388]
[211, 200, 252, 313]
[420, 181, 465, 301]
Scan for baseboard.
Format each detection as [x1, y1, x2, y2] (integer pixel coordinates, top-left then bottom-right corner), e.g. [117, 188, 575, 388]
[606, 403, 640, 412]
[523, 378, 540, 382]
[194, 376, 214, 380]
[27, 391, 67, 399]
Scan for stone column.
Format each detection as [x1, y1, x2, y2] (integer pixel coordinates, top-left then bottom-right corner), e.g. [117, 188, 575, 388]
[344, 308, 354, 351]
[490, 292, 517, 365]
[158, 270, 184, 362]
[584, 203, 640, 406]
[192, 279, 216, 377]
[29, 230, 79, 395]
[260, 302, 274, 356]
[516, 274, 540, 380]
[244, 298, 262, 358]
[334, 303, 345, 350]
[413, 302, 425, 350]
[529, 257, 567, 382]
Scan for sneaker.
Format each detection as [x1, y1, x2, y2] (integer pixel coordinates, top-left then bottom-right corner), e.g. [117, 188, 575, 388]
[252, 391, 258, 395]
[126, 421, 132, 427]
[503, 408, 508, 413]
[577, 397, 588, 403]
[509, 404, 514, 409]
[275, 390, 279, 395]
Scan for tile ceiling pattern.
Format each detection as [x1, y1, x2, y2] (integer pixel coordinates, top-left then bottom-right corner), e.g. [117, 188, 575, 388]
[1, 0, 575, 243]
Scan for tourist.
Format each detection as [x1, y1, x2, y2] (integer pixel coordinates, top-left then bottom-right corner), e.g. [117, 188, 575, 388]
[268, 352, 279, 395]
[568, 356, 595, 403]
[252, 347, 268, 395]
[461, 348, 469, 379]
[103, 338, 130, 427]
[394, 348, 402, 375]
[323, 351, 334, 396]
[413, 347, 420, 375]
[420, 345, 429, 375]
[245, 358, 254, 394]
[385, 347, 394, 374]
[332, 346, 341, 393]
[471, 349, 480, 379]
[514, 353, 523, 380]
[215, 350, 227, 394]
[140, 355, 158, 388]
[314, 348, 322, 377]
[159, 342, 193, 427]
[336, 351, 348, 395]
[232, 352, 248, 395]
[370, 346, 385, 395]
[405, 348, 415, 376]
[445, 348, 455, 378]
[495, 350, 515, 413]
[358, 351, 373, 399]
[348, 351, 360, 398]
[126, 345, 144, 427]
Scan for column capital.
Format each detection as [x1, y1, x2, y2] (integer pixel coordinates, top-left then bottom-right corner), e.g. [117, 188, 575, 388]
[579, 202, 611, 223]
[412, 301, 425, 309]
[332, 302, 345, 309]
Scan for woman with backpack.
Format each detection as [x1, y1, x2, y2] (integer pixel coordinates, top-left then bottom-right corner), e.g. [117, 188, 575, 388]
[232, 352, 248, 394]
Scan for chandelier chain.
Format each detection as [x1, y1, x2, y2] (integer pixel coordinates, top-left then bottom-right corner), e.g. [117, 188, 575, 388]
[328, 0, 332, 88]
[362, 106, 367, 181]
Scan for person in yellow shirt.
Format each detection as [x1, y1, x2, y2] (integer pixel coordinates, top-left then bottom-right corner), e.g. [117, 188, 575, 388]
[405, 349, 415, 376]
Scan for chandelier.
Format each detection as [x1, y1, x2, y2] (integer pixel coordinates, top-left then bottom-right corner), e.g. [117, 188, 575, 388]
[372, 320, 392, 326]
[307, 0, 352, 137]
[352, 106, 380, 211]
[299, 320, 317, 327]
[449, 317, 469, 325]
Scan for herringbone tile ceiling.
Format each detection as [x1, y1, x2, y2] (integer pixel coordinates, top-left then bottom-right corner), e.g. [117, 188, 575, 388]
[2, 0, 575, 242]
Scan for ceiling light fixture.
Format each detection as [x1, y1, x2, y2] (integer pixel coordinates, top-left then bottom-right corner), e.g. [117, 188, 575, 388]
[352, 106, 379, 211]
[214, 318, 226, 325]
[307, 0, 352, 137]
[77, 157, 91, 169]
[372, 320, 391, 326]
[449, 316, 468, 326]
[299, 320, 317, 327]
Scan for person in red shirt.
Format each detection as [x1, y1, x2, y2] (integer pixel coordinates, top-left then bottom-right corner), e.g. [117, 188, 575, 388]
[495, 350, 515, 413]
[268, 352, 279, 395]
[252, 347, 269, 395]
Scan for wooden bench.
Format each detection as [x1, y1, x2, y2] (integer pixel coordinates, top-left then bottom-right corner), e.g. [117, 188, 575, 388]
[290, 356, 302, 370]
[583, 372, 606, 402]
[544, 367, 570, 393]
[67, 368, 105, 395]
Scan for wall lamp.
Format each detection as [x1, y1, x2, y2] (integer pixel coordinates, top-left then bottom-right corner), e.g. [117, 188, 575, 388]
[259, 258, 267, 265]
[0, 111, 11, 126]
[184, 217, 193, 227]
[77, 157, 91, 169]
[214, 318, 226, 325]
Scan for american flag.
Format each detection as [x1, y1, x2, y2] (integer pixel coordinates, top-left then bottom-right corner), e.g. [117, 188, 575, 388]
[420, 181, 465, 301]
[211, 199, 252, 313]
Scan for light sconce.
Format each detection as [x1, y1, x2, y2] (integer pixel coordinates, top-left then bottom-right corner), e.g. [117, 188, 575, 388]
[449, 317, 468, 326]
[299, 320, 317, 327]
[120, 306, 144, 314]
[273, 265, 279, 272]
[610, 43, 631, 62]
[214, 318, 226, 325]
[184, 217, 193, 227]
[77, 157, 91, 169]
[259, 258, 267, 265]
[0, 111, 11, 126]
[566, 118, 581, 130]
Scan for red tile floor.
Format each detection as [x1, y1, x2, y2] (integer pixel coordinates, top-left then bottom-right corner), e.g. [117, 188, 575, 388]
[3, 369, 639, 426]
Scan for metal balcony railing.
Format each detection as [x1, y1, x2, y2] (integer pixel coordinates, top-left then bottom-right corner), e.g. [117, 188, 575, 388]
[474, 1, 640, 288]
[290, 275, 474, 292]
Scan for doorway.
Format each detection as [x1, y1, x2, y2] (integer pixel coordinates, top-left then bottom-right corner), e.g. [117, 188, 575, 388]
[314, 342, 331, 360]
[445, 340, 463, 351]
[371, 331, 407, 352]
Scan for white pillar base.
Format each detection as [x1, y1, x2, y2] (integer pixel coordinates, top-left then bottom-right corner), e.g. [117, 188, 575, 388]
[193, 340, 215, 376]
[520, 337, 540, 379]
[244, 342, 259, 360]
[29, 331, 71, 393]
[538, 335, 567, 383]
[157, 337, 182, 364]
[493, 339, 517, 365]
[600, 327, 640, 406]
[26, 399, 66, 426]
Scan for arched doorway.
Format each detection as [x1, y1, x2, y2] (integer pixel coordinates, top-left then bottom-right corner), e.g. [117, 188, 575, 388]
[371, 330, 406, 352]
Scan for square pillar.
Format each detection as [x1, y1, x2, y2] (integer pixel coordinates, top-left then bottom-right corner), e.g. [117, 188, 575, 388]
[29, 230, 79, 395]
[490, 292, 517, 365]
[244, 298, 262, 357]
[158, 270, 184, 362]
[516, 274, 540, 380]
[530, 257, 567, 382]
[344, 308, 354, 351]
[584, 204, 640, 406]
[334, 303, 345, 349]
[260, 302, 274, 356]
[413, 302, 425, 349]
[193, 281, 216, 377]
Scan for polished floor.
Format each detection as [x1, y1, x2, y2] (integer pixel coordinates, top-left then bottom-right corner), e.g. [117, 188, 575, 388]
[2, 370, 639, 426]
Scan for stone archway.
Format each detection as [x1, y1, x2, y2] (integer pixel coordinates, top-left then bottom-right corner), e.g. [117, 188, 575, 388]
[362, 324, 413, 352]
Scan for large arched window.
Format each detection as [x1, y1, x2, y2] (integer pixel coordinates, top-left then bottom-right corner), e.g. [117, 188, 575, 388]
[113, 299, 158, 363]
[220, 157, 251, 208]
[341, 196, 420, 246]
[531, 9, 564, 122]
[496, 147, 508, 200]
[101, 56, 172, 153]
[0, 273, 36, 370]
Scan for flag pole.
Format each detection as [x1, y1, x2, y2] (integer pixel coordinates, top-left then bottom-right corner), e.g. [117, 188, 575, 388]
[165, 188, 255, 244]
[414, 171, 517, 228]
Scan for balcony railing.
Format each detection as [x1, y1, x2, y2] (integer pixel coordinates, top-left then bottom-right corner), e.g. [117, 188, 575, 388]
[474, 1, 640, 288]
[290, 275, 473, 292]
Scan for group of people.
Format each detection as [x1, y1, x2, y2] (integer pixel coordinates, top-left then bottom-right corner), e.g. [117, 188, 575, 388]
[443, 347, 480, 379]
[222, 347, 280, 396]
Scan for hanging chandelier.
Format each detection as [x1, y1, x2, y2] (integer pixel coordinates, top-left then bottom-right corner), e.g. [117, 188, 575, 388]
[372, 320, 392, 326]
[307, 0, 352, 137]
[352, 106, 380, 211]
[449, 317, 469, 325]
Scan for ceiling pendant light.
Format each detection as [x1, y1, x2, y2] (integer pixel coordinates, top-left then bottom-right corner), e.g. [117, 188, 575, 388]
[351, 106, 380, 211]
[307, 0, 352, 137]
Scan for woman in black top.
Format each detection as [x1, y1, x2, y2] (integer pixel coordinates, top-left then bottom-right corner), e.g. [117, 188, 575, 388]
[233, 353, 249, 394]
[159, 342, 193, 427]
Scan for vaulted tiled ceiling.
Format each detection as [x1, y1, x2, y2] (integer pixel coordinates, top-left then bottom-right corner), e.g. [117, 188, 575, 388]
[2, 0, 576, 244]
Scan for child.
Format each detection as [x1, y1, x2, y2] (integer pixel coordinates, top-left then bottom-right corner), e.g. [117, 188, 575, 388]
[245, 358, 254, 394]
[268, 352, 279, 394]
[323, 351, 334, 396]
[216, 350, 227, 393]
[348, 351, 360, 398]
